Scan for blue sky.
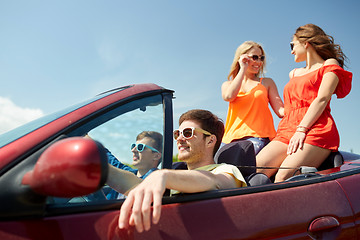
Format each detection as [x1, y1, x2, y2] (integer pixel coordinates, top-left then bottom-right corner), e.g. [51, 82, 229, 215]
[0, 0, 359, 153]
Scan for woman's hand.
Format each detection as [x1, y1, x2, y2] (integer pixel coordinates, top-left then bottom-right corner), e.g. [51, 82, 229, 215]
[238, 54, 250, 69]
[287, 131, 306, 155]
[222, 54, 249, 102]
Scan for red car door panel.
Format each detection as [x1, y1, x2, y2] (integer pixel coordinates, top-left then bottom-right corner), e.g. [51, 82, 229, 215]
[2, 178, 355, 240]
[335, 173, 360, 237]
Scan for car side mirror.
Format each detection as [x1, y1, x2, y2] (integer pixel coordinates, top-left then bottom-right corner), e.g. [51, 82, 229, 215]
[21, 137, 108, 197]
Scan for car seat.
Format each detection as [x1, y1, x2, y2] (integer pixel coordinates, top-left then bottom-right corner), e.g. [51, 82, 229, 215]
[172, 141, 257, 175]
[317, 151, 344, 171]
[172, 161, 188, 170]
[214, 140, 271, 186]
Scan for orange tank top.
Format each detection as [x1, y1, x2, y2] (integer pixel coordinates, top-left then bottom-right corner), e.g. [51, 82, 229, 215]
[222, 78, 276, 143]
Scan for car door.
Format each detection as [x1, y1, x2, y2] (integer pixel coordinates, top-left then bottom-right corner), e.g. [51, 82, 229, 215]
[1, 174, 355, 240]
[334, 168, 360, 238]
[104, 176, 356, 239]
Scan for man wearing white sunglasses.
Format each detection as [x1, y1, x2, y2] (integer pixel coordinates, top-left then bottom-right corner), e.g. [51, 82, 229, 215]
[108, 109, 246, 232]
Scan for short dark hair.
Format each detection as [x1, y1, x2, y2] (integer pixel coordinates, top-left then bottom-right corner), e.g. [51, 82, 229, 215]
[179, 109, 224, 156]
[136, 131, 163, 162]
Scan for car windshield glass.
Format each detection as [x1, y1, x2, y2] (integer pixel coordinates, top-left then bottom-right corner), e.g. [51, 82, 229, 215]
[0, 87, 128, 148]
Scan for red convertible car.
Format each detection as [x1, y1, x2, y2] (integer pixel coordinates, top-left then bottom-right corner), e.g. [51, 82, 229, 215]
[0, 83, 360, 239]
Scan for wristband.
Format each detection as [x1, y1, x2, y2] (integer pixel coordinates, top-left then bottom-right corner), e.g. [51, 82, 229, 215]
[296, 125, 310, 133]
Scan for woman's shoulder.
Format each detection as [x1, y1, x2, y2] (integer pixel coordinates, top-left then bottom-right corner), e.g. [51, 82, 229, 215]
[261, 77, 274, 83]
[323, 58, 340, 66]
[261, 77, 276, 87]
[289, 59, 339, 78]
[289, 69, 296, 78]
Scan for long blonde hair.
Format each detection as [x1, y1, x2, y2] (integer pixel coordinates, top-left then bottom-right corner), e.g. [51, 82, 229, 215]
[228, 41, 266, 81]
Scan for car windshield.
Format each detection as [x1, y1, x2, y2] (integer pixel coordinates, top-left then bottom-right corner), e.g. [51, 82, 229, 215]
[0, 87, 129, 148]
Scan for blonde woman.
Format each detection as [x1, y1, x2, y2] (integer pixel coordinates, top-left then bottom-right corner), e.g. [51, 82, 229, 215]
[222, 41, 284, 154]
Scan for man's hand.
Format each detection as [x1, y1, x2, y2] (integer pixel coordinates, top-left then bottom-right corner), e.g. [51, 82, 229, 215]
[118, 167, 241, 232]
[118, 170, 167, 232]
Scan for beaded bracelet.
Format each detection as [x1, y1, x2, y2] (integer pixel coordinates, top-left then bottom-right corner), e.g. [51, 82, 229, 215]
[296, 125, 310, 133]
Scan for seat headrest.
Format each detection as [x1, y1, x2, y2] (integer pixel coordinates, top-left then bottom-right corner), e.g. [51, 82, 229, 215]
[214, 140, 256, 177]
[318, 151, 344, 171]
[172, 161, 188, 170]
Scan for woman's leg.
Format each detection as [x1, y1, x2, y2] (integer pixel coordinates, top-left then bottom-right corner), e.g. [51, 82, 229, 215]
[274, 143, 331, 182]
[256, 140, 288, 177]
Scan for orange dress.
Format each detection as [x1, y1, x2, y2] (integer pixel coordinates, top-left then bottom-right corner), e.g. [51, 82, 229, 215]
[274, 64, 352, 151]
[223, 78, 276, 144]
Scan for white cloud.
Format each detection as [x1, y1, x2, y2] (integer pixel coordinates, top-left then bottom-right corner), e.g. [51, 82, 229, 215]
[0, 97, 44, 134]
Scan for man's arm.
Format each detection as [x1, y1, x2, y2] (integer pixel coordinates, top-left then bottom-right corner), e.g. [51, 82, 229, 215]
[165, 169, 237, 192]
[118, 169, 238, 232]
[106, 165, 142, 195]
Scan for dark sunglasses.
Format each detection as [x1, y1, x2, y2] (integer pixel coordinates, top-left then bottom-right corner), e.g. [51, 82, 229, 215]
[290, 42, 294, 51]
[173, 127, 212, 140]
[249, 55, 265, 62]
[131, 143, 160, 153]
